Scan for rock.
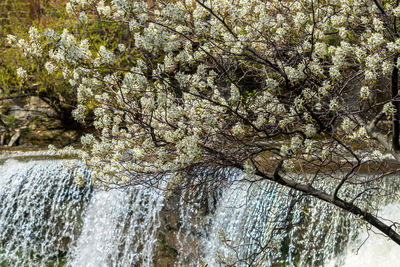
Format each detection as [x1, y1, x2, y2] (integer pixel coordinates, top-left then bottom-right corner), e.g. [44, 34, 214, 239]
[153, 186, 217, 266]
[0, 132, 6, 146]
[8, 130, 20, 147]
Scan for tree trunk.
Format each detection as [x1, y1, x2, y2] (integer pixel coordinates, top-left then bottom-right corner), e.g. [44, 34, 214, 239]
[392, 55, 400, 151]
[28, 0, 40, 22]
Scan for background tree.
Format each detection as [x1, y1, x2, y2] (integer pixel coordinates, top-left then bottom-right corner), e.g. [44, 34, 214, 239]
[0, 0, 85, 137]
[13, 0, 400, 254]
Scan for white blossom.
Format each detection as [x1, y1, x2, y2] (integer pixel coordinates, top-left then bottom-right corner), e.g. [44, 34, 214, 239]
[28, 26, 40, 41]
[98, 46, 114, 64]
[16, 67, 27, 80]
[329, 99, 340, 111]
[305, 124, 317, 137]
[341, 118, 355, 134]
[6, 35, 16, 45]
[360, 86, 370, 99]
[383, 102, 396, 117]
[72, 104, 87, 121]
[45, 61, 57, 74]
[118, 43, 126, 52]
[78, 11, 88, 24]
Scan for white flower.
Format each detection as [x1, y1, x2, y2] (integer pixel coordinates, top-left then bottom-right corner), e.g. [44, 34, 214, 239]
[341, 117, 354, 133]
[118, 43, 126, 52]
[98, 46, 114, 64]
[232, 123, 244, 135]
[371, 150, 383, 160]
[329, 99, 340, 111]
[229, 84, 240, 104]
[275, 27, 286, 41]
[290, 136, 303, 151]
[72, 104, 87, 121]
[382, 61, 393, 75]
[265, 78, 279, 90]
[44, 29, 57, 42]
[360, 86, 370, 99]
[329, 66, 341, 79]
[294, 96, 304, 110]
[79, 11, 88, 24]
[321, 147, 330, 159]
[364, 70, 376, 82]
[331, 15, 346, 27]
[17, 39, 27, 49]
[305, 139, 315, 154]
[66, 3, 73, 14]
[97, 0, 111, 17]
[29, 26, 40, 41]
[367, 33, 384, 48]
[315, 102, 322, 111]
[305, 124, 317, 137]
[383, 102, 396, 116]
[280, 145, 290, 157]
[314, 42, 327, 58]
[129, 19, 140, 31]
[357, 127, 368, 138]
[373, 18, 384, 32]
[283, 159, 295, 170]
[294, 12, 307, 27]
[45, 61, 56, 74]
[16, 67, 27, 80]
[81, 134, 95, 146]
[285, 65, 305, 81]
[6, 35, 16, 45]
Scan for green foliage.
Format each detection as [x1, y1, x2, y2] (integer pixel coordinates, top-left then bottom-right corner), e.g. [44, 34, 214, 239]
[4, 115, 22, 130]
[0, 1, 81, 128]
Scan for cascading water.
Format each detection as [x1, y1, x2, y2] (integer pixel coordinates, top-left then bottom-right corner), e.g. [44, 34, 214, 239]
[70, 187, 165, 267]
[196, 173, 400, 266]
[186, 177, 359, 266]
[0, 153, 399, 266]
[0, 155, 166, 267]
[0, 157, 91, 266]
[326, 203, 400, 267]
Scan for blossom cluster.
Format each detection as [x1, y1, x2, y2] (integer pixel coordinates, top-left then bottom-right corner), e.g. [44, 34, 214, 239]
[9, 0, 396, 188]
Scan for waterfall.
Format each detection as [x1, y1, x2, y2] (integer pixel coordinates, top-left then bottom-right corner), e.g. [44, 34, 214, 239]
[0, 158, 91, 266]
[0, 154, 399, 266]
[198, 179, 357, 266]
[70, 187, 165, 267]
[0, 156, 165, 267]
[326, 203, 400, 267]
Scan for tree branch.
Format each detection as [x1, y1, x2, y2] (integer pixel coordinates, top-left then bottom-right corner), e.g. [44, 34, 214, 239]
[257, 169, 400, 246]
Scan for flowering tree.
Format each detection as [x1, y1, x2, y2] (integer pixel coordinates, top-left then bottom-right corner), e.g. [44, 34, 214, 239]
[10, 0, 400, 247]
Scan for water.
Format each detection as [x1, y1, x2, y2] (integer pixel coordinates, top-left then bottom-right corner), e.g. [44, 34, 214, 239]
[199, 179, 357, 266]
[70, 187, 165, 267]
[0, 157, 165, 266]
[0, 155, 399, 266]
[326, 204, 400, 267]
[0, 158, 91, 266]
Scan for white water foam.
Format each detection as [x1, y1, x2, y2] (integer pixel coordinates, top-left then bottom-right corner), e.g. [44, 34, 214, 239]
[2, 157, 399, 267]
[69, 186, 165, 267]
[0, 159, 91, 266]
[326, 203, 400, 267]
[201, 179, 356, 266]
